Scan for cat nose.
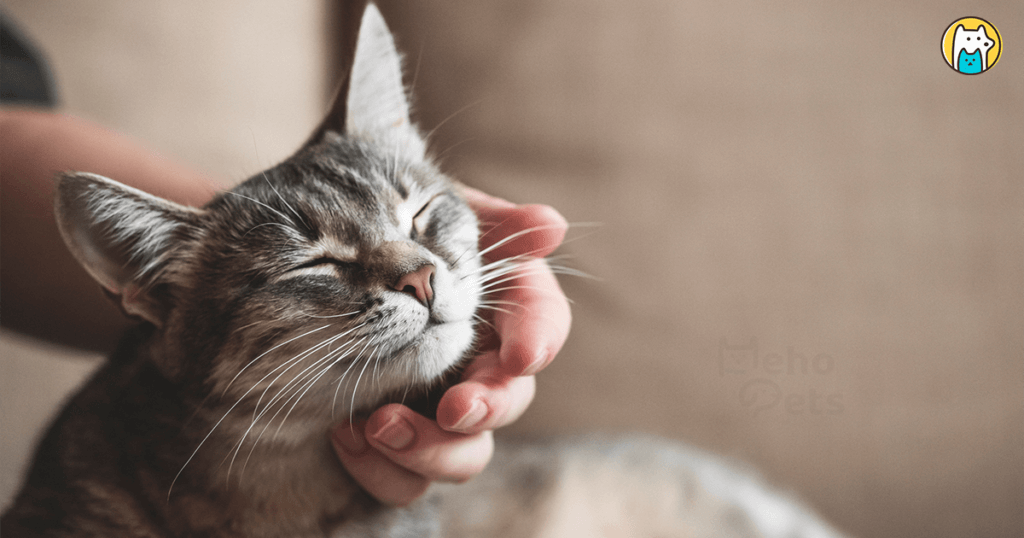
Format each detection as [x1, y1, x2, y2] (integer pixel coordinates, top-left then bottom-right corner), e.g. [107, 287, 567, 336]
[392, 264, 435, 308]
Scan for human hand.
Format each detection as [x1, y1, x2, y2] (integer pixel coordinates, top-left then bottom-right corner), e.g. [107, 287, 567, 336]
[330, 185, 570, 505]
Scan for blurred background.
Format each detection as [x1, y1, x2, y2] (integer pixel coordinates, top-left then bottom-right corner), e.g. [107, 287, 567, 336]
[1, 1, 1021, 536]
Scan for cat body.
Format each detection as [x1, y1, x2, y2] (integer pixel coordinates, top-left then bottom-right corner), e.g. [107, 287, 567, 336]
[3, 3, 847, 537]
[3, 338, 843, 538]
[952, 24, 994, 73]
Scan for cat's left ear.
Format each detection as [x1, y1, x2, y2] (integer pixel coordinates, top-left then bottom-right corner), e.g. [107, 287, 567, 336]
[306, 1, 426, 158]
[54, 172, 202, 327]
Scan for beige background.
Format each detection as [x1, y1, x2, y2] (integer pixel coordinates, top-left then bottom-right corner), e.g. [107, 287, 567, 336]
[2, 1, 1021, 537]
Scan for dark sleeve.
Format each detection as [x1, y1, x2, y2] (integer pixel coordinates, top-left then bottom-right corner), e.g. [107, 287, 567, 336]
[0, 9, 58, 107]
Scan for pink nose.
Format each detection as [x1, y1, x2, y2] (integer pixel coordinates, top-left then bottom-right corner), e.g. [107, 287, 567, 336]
[392, 264, 435, 308]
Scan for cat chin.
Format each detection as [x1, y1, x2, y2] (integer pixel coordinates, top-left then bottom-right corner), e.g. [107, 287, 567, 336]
[401, 318, 476, 384]
[336, 319, 474, 413]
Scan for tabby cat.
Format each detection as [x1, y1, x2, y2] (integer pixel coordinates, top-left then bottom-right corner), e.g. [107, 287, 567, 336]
[2, 3, 847, 537]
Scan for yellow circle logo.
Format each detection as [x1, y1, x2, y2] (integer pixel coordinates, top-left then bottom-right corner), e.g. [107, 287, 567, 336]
[942, 17, 1002, 74]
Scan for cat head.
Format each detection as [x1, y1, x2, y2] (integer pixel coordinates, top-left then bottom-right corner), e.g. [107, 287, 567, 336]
[958, 49, 982, 69]
[953, 24, 994, 54]
[54, 2, 482, 417]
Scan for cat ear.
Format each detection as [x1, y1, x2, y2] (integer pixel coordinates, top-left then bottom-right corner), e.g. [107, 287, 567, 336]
[54, 172, 200, 326]
[345, 3, 425, 156]
[306, 1, 425, 158]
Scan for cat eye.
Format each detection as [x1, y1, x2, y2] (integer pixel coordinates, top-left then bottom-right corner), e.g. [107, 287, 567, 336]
[412, 200, 432, 221]
[293, 257, 360, 273]
[410, 193, 443, 238]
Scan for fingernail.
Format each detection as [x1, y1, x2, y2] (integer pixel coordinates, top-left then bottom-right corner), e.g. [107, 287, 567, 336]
[371, 415, 416, 452]
[332, 423, 368, 456]
[451, 398, 489, 432]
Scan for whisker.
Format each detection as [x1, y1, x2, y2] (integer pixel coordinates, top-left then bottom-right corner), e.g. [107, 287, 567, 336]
[476, 262, 593, 292]
[478, 285, 556, 296]
[471, 221, 600, 267]
[476, 304, 516, 317]
[257, 334, 362, 422]
[242, 221, 300, 239]
[371, 343, 386, 392]
[472, 313, 497, 332]
[348, 337, 383, 427]
[476, 224, 564, 259]
[230, 319, 267, 334]
[231, 336, 364, 480]
[177, 325, 347, 495]
[226, 340, 350, 477]
[264, 174, 309, 229]
[333, 333, 383, 421]
[272, 351, 346, 437]
[251, 329, 352, 422]
[225, 191, 295, 226]
[330, 338, 369, 419]
[253, 325, 365, 420]
[432, 136, 477, 164]
[223, 324, 331, 396]
[295, 310, 362, 320]
[469, 256, 528, 277]
[399, 384, 411, 407]
[479, 298, 523, 307]
[422, 99, 485, 145]
[217, 329, 363, 483]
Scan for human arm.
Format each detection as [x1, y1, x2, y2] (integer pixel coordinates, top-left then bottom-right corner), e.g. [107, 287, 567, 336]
[0, 109, 217, 350]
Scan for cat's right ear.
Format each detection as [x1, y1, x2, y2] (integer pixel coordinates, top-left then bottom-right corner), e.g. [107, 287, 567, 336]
[54, 172, 202, 327]
[304, 1, 426, 158]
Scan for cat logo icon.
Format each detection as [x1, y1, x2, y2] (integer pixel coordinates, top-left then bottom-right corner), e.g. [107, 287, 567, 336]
[942, 17, 1002, 74]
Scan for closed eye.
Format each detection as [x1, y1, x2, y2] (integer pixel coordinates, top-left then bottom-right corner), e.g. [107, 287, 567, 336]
[412, 199, 433, 221]
[293, 257, 360, 272]
[411, 193, 444, 238]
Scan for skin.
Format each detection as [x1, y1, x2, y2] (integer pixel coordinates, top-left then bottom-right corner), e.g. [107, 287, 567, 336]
[0, 108, 571, 506]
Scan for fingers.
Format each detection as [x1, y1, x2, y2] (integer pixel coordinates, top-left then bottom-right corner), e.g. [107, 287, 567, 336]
[331, 355, 537, 505]
[331, 421, 429, 506]
[362, 405, 494, 483]
[458, 184, 568, 262]
[331, 405, 495, 505]
[435, 349, 537, 433]
[457, 185, 572, 376]
[479, 203, 567, 261]
[491, 258, 572, 376]
[457, 184, 515, 210]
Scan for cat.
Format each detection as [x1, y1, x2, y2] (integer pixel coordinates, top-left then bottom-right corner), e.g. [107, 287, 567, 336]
[952, 24, 994, 73]
[2, 2, 848, 537]
[957, 49, 983, 74]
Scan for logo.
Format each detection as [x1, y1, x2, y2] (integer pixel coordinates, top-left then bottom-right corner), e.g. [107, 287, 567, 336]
[718, 337, 844, 417]
[942, 17, 1002, 74]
